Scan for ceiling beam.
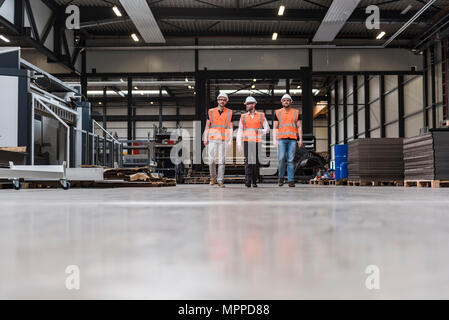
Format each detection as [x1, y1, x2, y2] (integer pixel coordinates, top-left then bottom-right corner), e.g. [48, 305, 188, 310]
[79, 7, 431, 25]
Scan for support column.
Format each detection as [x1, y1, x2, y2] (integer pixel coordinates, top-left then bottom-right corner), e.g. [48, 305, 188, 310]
[301, 67, 313, 135]
[431, 45, 437, 128]
[102, 86, 107, 166]
[364, 74, 371, 138]
[342, 76, 348, 143]
[398, 75, 405, 138]
[380, 75, 386, 138]
[423, 50, 429, 128]
[353, 75, 359, 139]
[334, 79, 339, 144]
[127, 77, 133, 140]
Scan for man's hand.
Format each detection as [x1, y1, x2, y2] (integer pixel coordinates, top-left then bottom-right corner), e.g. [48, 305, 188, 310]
[298, 140, 304, 148]
[204, 140, 209, 147]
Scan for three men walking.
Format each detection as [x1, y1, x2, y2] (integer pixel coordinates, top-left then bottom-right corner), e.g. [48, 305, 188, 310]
[203, 92, 303, 188]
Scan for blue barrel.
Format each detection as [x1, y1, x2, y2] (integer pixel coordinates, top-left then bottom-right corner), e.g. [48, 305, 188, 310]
[333, 145, 348, 180]
[340, 162, 348, 179]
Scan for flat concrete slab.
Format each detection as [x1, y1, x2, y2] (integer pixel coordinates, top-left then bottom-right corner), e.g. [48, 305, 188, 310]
[1, 184, 449, 299]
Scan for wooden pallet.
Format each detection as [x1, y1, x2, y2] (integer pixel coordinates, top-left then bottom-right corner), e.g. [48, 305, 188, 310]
[404, 180, 449, 188]
[185, 177, 246, 185]
[309, 179, 334, 186]
[309, 179, 348, 186]
[348, 180, 404, 187]
[1, 180, 176, 189]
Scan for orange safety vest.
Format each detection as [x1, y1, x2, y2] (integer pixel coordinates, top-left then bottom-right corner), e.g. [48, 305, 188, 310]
[208, 107, 233, 141]
[241, 112, 265, 143]
[276, 108, 299, 140]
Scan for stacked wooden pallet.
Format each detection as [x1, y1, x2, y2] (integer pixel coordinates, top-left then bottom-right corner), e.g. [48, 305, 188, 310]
[404, 130, 449, 188]
[348, 138, 404, 184]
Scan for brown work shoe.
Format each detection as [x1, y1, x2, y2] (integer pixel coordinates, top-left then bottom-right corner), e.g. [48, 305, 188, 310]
[288, 181, 296, 188]
[278, 178, 284, 187]
[210, 179, 216, 186]
[218, 182, 226, 188]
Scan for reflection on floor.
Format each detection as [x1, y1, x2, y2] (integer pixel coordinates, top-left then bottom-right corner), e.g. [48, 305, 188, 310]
[1, 184, 449, 299]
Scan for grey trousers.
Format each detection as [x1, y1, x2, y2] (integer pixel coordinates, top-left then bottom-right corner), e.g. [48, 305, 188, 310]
[208, 140, 227, 183]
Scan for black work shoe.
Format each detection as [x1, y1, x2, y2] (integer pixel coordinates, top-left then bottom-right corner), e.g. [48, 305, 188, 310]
[278, 178, 284, 187]
[245, 182, 251, 188]
[252, 184, 258, 188]
[288, 181, 296, 188]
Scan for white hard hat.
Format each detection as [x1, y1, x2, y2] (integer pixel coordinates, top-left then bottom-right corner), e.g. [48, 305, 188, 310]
[217, 92, 229, 101]
[281, 94, 293, 102]
[244, 96, 257, 104]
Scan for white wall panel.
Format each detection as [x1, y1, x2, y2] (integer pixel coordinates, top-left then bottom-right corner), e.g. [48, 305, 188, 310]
[369, 76, 380, 100]
[87, 50, 195, 73]
[313, 49, 423, 72]
[199, 49, 308, 70]
[385, 75, 398, 92]
[385, 122, 399, 138]
[370, 100, 381, 129]
[405, 113, 424, 138]
[358, 108, 365, 134]
[404, 76, 423, 116]
[385, 91, 398, 122]
[347, 114, 354, 138]
[371, 128, 381, 138]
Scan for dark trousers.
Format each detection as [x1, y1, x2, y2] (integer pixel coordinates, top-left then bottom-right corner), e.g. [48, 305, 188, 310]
[244, 141, 261, 184]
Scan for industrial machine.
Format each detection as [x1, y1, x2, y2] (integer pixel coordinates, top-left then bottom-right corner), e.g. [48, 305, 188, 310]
[0, 47, 121, 189]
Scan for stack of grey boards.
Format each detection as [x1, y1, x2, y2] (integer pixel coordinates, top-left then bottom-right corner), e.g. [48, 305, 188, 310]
[348, 138, 404, 181]
[404, 129, 449, 181]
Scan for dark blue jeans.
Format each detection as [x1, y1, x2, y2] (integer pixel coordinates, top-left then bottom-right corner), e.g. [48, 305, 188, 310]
[278, 139, 297, 182]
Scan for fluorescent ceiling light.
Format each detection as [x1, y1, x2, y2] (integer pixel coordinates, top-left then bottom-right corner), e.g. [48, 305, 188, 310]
[278, 5, 285, 16]
[401, 4, 412, 15]
[119, 0, 166, 43]
[88, 90, 169, 96]
[272, 32, 278, 40]
[0, 35, 10, 43]
[112, 6, 122, 17]
[131, 33, 139, 42]
[313, 0, 361, 42]
[376, 31, 386, 40]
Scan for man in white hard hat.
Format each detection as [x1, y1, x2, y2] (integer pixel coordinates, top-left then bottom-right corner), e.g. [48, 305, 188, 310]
[274, 94, 303, 188]
[203, 92, 233, 188]
[237, 96, 270, 188]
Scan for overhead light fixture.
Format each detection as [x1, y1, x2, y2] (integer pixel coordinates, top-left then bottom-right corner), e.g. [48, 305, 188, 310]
[401, 4, 412, 15]
[376, 31, 386, 40]
[134, 86, 138, 90]
[112, 6, 122, 17]
[185, 78, 189, 82]
[253, 79, 257, 82]
[252, 84, 256, 89]
[99, 102, 102, 105]
[120, 78, 124, 83]
[0, 35, 10, 43]
[131, 33, 139, 42]
[272, 32, 278, 40]
[278, 5, 285, 16]
[150, 101, 154, 105]
[119, 0, 165, 43]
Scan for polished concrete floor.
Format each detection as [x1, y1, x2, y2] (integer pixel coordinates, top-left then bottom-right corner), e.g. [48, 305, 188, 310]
[1, 184, 449, 299]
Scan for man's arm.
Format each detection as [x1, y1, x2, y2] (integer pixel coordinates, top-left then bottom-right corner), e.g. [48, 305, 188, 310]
[262, 117, 270, 135]
[203, 120, 211, 146]
[274, 121, 279, 145]
[297, 120, 303, 148]
[236, 118, 244, 147]
[228, 122, 234, 145]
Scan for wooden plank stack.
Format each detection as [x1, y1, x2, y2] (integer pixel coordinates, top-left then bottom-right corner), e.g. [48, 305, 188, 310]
[404, 129, 449, 181]
[348, 138, 404, 181]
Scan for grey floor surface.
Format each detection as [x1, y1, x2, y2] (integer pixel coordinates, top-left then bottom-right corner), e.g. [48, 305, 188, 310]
[1, 184, 449, 299]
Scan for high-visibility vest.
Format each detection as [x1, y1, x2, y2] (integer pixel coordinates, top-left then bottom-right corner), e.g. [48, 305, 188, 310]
[241, 112, 265, 143]
[209, 107, 233, 141]
[276, 108, 299, 140]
